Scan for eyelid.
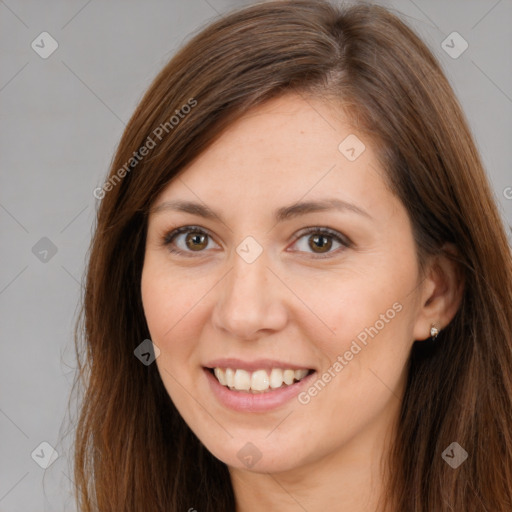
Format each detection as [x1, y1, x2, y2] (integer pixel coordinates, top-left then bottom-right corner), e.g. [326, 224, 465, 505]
[286, 226, 352, 257]
[162, 225, 212, 245]
[291, 226, 352, 245]
[161, 225, 220, 257]
[161, 225, 352, 257]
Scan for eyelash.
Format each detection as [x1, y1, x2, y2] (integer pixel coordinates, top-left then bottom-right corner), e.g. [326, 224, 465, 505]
[161, 225, 352, 259]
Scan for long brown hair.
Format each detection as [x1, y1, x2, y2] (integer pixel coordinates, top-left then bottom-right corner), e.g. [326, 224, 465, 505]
[70, 1, 512, 510]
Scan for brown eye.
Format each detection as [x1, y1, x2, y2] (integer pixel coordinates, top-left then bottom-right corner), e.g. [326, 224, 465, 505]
[289, 227, 351, 258]
[308, 234, 332, 253]
[163, 226, 219, 256]
[185, 232, 208, 251]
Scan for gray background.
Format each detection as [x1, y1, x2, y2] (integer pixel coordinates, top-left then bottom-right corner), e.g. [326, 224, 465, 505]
[1, 0, 510, 510]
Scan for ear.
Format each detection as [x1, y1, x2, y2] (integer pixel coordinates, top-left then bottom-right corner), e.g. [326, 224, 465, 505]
[412, 243, 465, 341]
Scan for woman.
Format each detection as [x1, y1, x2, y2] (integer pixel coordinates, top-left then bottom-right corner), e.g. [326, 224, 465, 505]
[72, 1, 512, 510]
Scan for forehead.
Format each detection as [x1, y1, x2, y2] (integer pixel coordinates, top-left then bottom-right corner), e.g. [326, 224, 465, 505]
[186, 94, 358, 178]
[151, 93, 395, 221]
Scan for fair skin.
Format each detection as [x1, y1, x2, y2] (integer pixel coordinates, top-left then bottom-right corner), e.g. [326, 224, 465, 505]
[141, 93, 462, 511]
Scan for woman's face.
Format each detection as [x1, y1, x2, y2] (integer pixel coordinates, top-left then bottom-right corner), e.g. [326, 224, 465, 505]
[141, 93, 430, 474]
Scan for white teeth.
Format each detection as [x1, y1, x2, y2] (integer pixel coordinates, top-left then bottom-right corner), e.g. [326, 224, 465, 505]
[234, 369, 251, 390]
[211, 367, 310, 392]
[225, 368, 235, 388]
[214, 367, 226, 386]
[269, 368, 284, 389]
[295, 369, 308, 380]
[283, 369, 295, 385]
[251, 370, 269, 391]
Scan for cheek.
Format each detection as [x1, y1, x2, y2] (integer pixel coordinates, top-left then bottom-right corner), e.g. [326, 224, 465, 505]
[141, 256, 203, 343]
[297, 262, 415, 358]
[141, 256, 214, 384]
[141, 261, 193, 392]
[296, 294, 412, 453]
[141, 262, 203, 416]
[300, 250, 418, 405]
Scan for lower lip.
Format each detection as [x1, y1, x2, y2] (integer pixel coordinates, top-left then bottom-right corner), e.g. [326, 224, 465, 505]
[203, 368, 316, 412]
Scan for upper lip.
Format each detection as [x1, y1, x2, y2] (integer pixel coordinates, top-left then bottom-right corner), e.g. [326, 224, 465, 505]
[204, 358, 314, 372]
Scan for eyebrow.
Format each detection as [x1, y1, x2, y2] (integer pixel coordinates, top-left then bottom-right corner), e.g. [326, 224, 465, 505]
[150, 197, 372, 223]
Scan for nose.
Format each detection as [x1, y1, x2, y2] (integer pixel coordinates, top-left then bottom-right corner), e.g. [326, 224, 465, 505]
[211, 248, 289, 340]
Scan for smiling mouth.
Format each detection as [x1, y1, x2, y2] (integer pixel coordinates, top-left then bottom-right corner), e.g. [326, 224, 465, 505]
[206, 367, 314, 393]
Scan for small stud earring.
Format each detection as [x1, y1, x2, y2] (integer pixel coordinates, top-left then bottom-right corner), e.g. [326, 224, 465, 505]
[430, 324, 440, 340]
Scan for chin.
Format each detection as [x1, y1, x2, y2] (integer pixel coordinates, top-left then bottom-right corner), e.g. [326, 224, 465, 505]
[202, 436, 308, 474]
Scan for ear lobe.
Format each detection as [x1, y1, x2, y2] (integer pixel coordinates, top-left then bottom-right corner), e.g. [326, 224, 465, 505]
[412, 243, 464, 341]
